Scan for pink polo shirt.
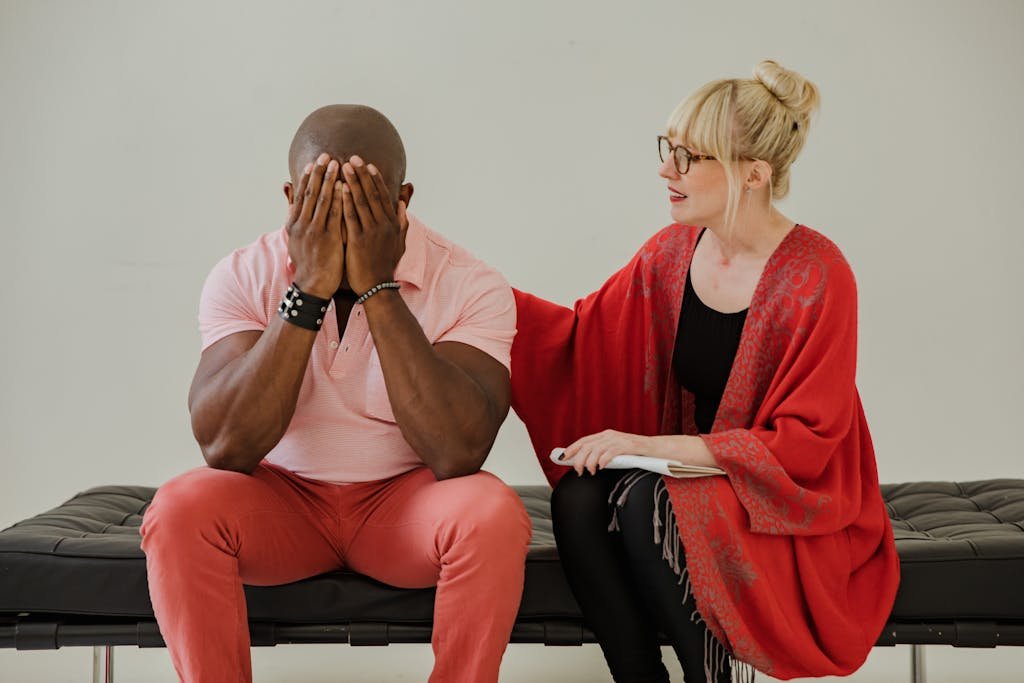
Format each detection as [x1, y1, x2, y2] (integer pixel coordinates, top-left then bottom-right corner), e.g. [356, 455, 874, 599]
[196, 213, 516, 484]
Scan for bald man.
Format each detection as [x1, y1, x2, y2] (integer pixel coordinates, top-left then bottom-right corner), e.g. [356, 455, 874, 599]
[140, 105, 531, 683]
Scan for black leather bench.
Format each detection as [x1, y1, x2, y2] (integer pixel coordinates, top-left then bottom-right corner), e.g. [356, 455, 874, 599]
[2, 479, 1023, 682]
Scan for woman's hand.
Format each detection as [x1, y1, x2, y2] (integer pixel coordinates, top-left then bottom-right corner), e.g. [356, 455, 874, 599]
[562, 432, 719, 476]
[563, 430, 656, 476]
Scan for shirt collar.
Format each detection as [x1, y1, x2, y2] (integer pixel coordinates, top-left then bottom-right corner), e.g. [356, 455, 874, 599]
[282, 211, 427, 290]
[394, 213, 427, 289]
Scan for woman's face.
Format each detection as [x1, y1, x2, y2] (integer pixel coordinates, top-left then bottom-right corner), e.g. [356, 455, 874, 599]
[658, 136, 729, 227]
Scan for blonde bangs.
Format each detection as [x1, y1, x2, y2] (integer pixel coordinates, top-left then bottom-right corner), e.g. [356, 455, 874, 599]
[666, 79, 735, 159]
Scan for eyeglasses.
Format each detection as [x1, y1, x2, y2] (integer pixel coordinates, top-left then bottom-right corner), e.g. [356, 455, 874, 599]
[658, 136, 716, 175]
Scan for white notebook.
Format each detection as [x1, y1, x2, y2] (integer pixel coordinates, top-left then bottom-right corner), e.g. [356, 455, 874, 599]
[549, 448, 725, 479]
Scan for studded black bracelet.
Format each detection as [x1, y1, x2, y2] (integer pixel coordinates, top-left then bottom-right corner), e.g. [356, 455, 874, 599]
[277, 283, 331, 332]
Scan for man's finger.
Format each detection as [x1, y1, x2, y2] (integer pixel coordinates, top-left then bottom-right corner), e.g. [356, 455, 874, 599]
[327, 180, 343, 240]
[367, 165, 397, 221]
[287, 164, 313, 231]
[311, 159, 339, 229]
[397, 200, 409, 244]
[300, 154, 330, 224]
[352, 160, 386, 223]
[343, 161, 376, 229]
[341, 183, 361, 237]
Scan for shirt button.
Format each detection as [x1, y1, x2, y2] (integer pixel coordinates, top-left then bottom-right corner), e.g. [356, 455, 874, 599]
[328, 303, 334, 311]
[329, 341, 339, 349]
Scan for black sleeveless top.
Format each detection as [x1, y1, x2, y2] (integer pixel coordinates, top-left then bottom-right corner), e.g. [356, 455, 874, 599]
[672, 228, 748, 434]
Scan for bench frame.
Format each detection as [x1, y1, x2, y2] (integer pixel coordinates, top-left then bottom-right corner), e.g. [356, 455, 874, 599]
[4, 614, 1023, 683]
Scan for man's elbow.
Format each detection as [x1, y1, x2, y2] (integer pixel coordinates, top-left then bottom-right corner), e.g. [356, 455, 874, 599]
[432, 462, 482, 481]
[196, 431, 262, 475]
[429, 441, 492, 481]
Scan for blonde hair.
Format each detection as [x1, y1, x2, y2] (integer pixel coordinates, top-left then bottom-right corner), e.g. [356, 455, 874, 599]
[667, 59, 820, 232]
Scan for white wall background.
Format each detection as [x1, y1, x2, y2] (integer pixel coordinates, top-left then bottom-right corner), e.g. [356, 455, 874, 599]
[2, 0, 1022, 680]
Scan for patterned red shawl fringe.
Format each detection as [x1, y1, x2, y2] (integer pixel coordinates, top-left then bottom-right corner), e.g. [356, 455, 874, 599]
[510, 224, 900, 680]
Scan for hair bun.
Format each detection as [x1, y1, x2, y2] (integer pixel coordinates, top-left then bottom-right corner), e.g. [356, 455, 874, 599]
[753, 59, 820, 122]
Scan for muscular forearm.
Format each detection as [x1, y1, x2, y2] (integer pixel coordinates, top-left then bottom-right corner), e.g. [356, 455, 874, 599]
[363, 290, 497, 479]
[189, 316, 317, 473]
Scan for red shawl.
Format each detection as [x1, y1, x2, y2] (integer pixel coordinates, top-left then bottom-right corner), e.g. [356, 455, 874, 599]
[511, 223, 900, 680]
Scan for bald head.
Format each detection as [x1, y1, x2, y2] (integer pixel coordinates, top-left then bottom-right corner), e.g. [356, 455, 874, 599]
[288, 104, 407, 200]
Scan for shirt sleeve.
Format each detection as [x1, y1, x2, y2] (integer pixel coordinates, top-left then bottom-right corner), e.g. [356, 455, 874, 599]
[434, 263, 517, 372]
[197, 251, 268, 352]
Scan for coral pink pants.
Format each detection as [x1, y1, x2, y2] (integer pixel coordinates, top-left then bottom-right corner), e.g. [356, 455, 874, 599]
[140, 462, 532, 683]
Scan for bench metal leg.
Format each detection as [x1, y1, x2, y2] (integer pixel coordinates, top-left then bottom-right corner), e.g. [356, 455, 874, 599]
[911, 644, 925, 683]
[92, 645, 113, 683]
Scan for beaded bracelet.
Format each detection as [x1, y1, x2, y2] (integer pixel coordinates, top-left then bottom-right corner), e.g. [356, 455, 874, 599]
[277, 283, 331, 331]
[355, 281, 401, 305]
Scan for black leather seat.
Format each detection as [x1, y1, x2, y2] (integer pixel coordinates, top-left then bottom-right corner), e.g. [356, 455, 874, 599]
[1, 480, 1023, 649]
[884, 480, 1024, 622]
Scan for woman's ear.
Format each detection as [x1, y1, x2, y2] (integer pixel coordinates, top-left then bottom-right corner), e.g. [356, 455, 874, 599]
[745, 161, 773, 192]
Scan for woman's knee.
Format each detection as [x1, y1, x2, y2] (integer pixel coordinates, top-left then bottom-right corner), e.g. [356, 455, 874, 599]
[551, 469, 609, 519]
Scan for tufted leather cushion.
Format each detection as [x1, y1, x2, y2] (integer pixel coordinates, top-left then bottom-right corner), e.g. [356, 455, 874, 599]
[1, 480, 1022, 624]
[884, 479, 1024, 620]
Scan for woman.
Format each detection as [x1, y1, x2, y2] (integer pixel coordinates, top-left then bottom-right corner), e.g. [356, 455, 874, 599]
[511, 61, 900, 682]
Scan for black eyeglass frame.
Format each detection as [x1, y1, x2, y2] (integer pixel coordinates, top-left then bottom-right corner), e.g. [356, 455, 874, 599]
[657, 135, 717, 175]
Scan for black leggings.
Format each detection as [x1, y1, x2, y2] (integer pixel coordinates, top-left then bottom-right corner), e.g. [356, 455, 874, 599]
[551, 468, 731, 683]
